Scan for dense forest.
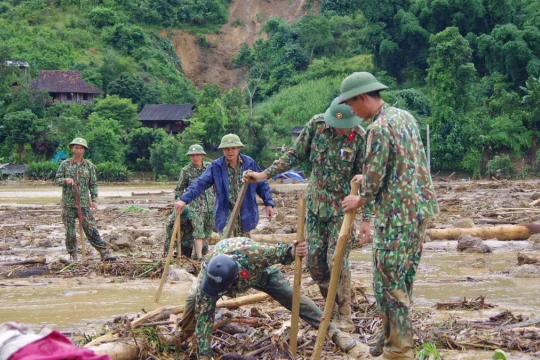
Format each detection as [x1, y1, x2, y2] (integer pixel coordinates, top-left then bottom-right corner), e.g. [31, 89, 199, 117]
[0, 0, 539, 180]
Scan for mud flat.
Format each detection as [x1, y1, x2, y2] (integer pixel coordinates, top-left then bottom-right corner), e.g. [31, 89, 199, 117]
[1, 180, 539, 359]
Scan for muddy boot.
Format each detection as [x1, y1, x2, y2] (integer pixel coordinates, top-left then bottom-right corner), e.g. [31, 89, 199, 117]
[336, 269, 355, 332]
[98, 248, 116, 262]
[370, 333, 384, 357]
[329, 328, 357, 352]
[69, 253, 78, 263]
[374, 350, 413, 360]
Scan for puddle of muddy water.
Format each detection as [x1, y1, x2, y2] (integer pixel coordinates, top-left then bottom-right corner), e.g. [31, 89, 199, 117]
[350, 245, 540, 316]
[0, 278, 192, 333]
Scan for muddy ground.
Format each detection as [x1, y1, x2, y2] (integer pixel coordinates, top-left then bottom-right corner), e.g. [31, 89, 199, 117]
[1, 179, 540, 359]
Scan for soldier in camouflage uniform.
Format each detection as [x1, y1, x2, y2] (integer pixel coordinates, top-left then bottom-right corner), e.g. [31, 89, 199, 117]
[179, 237, 360, 360]
[175, 134, 274, 239]
[340, 72, 439, 360]
[244, 97, 374, 331]
[163, 206, 199, 258]
[165, 145, 214, 259]
[54, 138, 116, 262]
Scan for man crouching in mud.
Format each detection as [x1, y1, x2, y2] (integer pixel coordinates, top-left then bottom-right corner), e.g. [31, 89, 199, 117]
[179, 237, 369, 359]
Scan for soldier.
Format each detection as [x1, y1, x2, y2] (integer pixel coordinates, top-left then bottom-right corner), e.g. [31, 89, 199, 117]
[163, 206, 198, 258]
[243, 97, 374, 331]
[339, 72, 438, 360]
[54, 137, 116, 262]
[179, 237, 362, 360]
[175, 134, 274, 238]
[164, 145, 215, 260]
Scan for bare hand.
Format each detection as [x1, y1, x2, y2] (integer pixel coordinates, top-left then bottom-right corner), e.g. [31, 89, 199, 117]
[351, 174, 363, 184]
[64, 178, 74, 185]
[341, 195, 362, 212]
[91, 201, 98, 211]
[175, 200, 187, 212]
[358, 221, 371, 246]
[243, 170, 268, 183]
[293, 240, 307, 258]
[266, 206, 274, 218]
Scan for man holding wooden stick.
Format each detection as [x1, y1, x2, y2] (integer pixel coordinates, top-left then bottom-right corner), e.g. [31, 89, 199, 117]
[54, 137, 116, 262]
[244, 97, 373, 331]
[179, 237, 359, 359]
[175, 134, 274, 239]
[164, 145, 214, 259]
[339, 72, 438, 360]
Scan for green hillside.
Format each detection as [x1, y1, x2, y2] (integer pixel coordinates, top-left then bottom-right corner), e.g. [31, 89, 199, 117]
[1, 0, 540, 179]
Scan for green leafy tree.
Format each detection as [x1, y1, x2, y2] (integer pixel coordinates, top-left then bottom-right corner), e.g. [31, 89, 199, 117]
[1, 110, 47, 161]
[84, 113, 124, 164]
[149, 131, 188, 179]
[125, 127, 166, 171]
[93, 95, 140, 130]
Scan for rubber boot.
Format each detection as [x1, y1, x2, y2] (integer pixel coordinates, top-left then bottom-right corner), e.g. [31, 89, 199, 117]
[370, 332, 384, 357]
[336, 268, 355, 332]
[98, 248, 117, 262]
[374, 350, 414, 360]
[69, 253, 78, 263]
[328, 326, 357, 352]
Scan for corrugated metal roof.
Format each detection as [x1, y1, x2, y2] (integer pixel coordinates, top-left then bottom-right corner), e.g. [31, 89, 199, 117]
[0, 164, 27, 175]
[138, 104, 194, 122]
[290, 126, 304, 134]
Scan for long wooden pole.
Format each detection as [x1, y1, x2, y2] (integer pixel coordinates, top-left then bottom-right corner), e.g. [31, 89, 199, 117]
[176, 217, 182, 261]
[312, 182, 359, 360]
[155, 211, 181, 303]
[289, 197, 306, 354]
[428, 223, 540, 240]
[223, 181, 249, 239]
[73, 183, 86, 262]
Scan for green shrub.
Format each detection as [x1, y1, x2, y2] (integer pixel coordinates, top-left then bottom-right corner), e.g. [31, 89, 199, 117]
[96, 162, 129, 182]
[231, 19, 245, 28]
[25, 162, 58, 180]
[487, 155, 514, 179]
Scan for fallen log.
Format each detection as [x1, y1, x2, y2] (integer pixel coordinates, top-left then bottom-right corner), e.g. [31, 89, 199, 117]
[250, 233, 296, 244]
[87, 340, 139, 360]
[87, 293, 271, 347]
[428, 223, 540, 240]
[0, 257, 46, 266]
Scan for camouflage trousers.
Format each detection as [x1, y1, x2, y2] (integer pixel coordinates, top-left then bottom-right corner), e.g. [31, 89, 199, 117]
[219, 212, 250, 240]
[372, 219, 427, 359]
[164, 210, 207, 258]
[62, 206, 107, 256]
[306, 211, 354, 309]
[180, 268, 323, 358]
[192, 210, 214, 239]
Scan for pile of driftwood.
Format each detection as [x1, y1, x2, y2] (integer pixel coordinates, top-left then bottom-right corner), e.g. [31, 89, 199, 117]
[435, 296, 495, 311]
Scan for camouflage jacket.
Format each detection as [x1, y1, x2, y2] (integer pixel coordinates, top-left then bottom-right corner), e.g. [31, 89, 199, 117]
[265, 114, 374, 221]
[175, 162, 215, 214]
[194, 238, 294, 357]
[55, 158, 98, 208]
[361, 103, 439, 248]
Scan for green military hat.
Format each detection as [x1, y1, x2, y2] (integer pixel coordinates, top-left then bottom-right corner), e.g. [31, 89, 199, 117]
[187, 144, 207, 155]
[338, 72, 388, 104]
[69, 137, 88, 149]
[218, 133, 244, 149]
[181, 206, 191, 220]
[324, 96, 363, 129]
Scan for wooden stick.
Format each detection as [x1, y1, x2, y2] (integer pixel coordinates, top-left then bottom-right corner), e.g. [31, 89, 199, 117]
[312, 182, 359, 360]
[79, 221, 86, 262]
[176, 216, 182, 261]
[530, 198, 540, 207]
[1, 257, 46, 266]
[251, 233, 296, 244]
[73, 183, 86, 262]
[155, 212, 181, 303]
[428, 223, 540, 240]
[223, 181, 249, 239]
[290, 197, 306, 354]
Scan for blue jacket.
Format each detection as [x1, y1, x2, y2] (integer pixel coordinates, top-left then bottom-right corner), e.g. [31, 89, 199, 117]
[180, 154, 275, 232]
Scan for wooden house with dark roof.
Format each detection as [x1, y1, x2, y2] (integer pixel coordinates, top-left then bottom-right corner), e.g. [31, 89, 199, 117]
[290, 125, 304, 142]
[138, 104, 194, 134]
[31, 70, 103, 105]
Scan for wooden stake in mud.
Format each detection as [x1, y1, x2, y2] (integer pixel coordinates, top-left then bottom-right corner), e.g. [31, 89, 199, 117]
[73, 183, 86, 262]
[290, 197, 307, 354]
[155, 211, 181, 303]
[223, 181, 249, 239]
[176, 218, 182, 261]
[312, 182, 359, 360]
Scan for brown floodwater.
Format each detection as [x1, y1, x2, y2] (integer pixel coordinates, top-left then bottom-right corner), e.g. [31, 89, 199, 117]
[0, 278, 192, 333]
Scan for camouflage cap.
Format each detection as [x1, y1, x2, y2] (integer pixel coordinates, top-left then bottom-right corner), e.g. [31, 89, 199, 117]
[324, 96, 363, 129]
[69, 137, 88, 149]
[186, 144, 207, 155]
[338, 72, 388, 104]
[218, 134, 244, 149]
